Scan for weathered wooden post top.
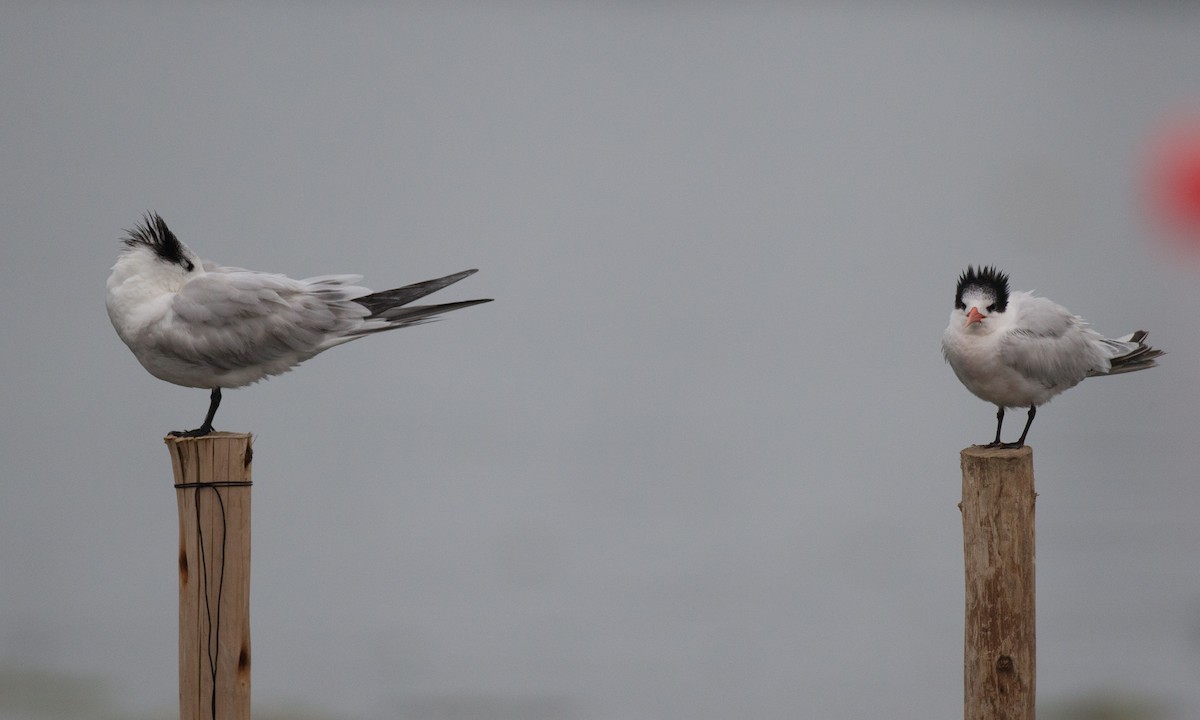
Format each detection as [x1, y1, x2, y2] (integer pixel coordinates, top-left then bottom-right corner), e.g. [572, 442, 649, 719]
[165, 432, 253, 720]
[960, 445, 1036, 720]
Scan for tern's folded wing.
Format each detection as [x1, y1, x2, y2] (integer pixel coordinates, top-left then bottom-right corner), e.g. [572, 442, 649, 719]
[999, 308, 1108, 390]
[165, 271, 370, 372]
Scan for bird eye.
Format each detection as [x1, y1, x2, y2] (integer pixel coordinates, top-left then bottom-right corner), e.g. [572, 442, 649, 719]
[184, 260, 195, 272]
[986, 303, 995, 312]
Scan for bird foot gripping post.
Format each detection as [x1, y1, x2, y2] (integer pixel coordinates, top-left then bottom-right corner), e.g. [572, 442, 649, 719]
[960, 446, 1036, 720]
[165, 432, 253, 720]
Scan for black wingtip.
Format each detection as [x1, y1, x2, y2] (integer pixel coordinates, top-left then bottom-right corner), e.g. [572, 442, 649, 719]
[355, 269, 488, 317]
[349, 297, 493, 336]
[1098, 330, 1165, 376]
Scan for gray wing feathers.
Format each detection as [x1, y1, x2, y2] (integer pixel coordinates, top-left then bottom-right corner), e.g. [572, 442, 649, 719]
[1088, 330, 1164, 377]
[162, 268, 489, 374]
[1002, 295, 1162, 384]
[1000, 328, 1101, 389]
[1000, 297, 1094, 387]
[352, 299, 493, 335]
[166, 272, 369, 372]
[349, 269, 492, 334]
[1011, 295, 1077, 338]
[354, 269, 480, 316]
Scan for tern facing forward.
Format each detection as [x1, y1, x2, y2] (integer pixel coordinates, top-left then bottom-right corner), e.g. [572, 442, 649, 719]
[942, 265, 1162, 449]
[106, 213, 492, 437]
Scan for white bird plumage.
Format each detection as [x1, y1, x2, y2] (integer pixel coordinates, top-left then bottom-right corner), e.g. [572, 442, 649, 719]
[941, 265, 1161, 448]
[106, 212, 491, 436]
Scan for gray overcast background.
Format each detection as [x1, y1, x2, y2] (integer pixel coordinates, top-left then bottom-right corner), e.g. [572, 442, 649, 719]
[2, 3, 1200, 719]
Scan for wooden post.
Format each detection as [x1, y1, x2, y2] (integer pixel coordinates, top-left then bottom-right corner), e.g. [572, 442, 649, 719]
[960, 446, 1036, 720]
[166, 432, 253, 720]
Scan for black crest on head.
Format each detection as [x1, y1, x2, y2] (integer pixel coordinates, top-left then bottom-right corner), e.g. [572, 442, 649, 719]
[955, 265, 1009, 312]
[122, 212, 193, 271]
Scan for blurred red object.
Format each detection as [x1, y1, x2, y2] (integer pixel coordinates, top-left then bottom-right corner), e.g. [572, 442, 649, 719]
[1146, 113, 1200, 248]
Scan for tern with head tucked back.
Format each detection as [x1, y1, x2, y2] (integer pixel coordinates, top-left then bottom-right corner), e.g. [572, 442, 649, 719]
[106, 212, 492, 437]
[941, 265, 1162, 449]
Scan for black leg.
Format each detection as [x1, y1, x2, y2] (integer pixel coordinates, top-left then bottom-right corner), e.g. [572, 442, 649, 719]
[1005, 405, 1036, 449]
[169, 388, 222, 438]
[977, 406, 1006, 448]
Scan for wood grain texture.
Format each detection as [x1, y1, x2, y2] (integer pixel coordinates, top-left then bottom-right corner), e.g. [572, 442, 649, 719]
[166, 432, 253, 720]
[961, 445, 1036, 720]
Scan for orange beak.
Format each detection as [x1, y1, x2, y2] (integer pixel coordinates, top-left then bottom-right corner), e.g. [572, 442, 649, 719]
[965, 307, 985, 325]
